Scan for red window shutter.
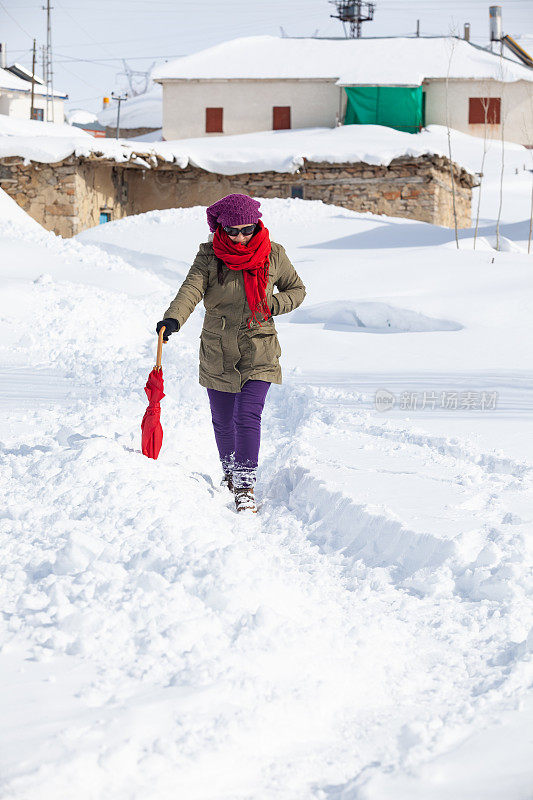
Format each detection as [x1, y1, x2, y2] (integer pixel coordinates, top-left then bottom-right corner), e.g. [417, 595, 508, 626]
[469, 97, 501, 124]
[273, 106, 291, 130]
[206, 107, 223, 133]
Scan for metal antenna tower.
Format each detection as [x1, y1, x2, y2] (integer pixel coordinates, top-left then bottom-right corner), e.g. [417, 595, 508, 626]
[42, 0, 54, 121]
[329, 0, 375, 38]
[119, 59, 155, 96]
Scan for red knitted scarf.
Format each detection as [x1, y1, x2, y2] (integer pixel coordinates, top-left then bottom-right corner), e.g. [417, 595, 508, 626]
[212, 220, 272, 328]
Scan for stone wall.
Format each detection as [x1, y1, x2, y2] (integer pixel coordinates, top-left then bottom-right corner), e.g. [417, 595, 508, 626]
[103, 125, 160, 139]
[0, 153, 475, 237]
[224, 156, 475, 228]
[0, 157, 132, 237]
[0, 157, 80, 238]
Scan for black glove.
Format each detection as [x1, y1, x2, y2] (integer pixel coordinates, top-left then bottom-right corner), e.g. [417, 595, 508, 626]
[156, 318, 180, 342]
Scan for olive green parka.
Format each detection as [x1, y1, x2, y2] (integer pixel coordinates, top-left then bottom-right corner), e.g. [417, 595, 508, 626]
[162, 240, 306, 393]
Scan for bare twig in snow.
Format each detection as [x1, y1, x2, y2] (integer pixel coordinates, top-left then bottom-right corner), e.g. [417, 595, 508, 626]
[495, 54, 506, 251]
[473, 94, 491, 250]
[445, 35, 459, 248]
[525, 124, 533, 256]
[520, 110, 533, 256]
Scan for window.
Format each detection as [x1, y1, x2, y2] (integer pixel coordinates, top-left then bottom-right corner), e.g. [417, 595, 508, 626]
[206, 107, 223, 133]
[291, 185, 304, 199]
[30, 108, 43, 121]
[469, 97, 501, 125]
[273, 106, 291, 130]
[99, 210, 111, 224]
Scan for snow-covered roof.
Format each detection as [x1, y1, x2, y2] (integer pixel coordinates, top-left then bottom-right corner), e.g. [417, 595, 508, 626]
[67, 109, 98, 126]
[152, 35, 533, 86]
[0, 113, 500, 175]
[97, 85, 162, 129]
[6, 63, 45, 86]
[0, 66, 67, 97]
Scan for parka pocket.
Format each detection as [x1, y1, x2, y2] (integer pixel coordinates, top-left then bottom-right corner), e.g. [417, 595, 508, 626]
[199, 330, 224, 375]
[246, 329, 282, 368]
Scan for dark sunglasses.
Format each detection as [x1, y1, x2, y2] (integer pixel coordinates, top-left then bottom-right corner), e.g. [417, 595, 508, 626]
[223, 224, 257, 237]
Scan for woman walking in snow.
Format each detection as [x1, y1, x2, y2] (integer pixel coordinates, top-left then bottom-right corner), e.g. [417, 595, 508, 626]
[156, 194, 306, 513]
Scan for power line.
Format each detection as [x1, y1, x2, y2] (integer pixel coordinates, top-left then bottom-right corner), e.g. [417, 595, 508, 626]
[54, 0, 118, 59]
[0, 0, 34, 38]
[57, 59, 103, 88]
[54, 53, 184, 64]
[68, 93, 106, 104]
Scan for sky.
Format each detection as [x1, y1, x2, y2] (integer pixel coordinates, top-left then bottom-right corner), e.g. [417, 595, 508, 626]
[1, 0, 533, 113]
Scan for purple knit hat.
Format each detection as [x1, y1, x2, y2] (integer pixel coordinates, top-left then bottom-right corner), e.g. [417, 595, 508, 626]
[206, 193, 262, 233]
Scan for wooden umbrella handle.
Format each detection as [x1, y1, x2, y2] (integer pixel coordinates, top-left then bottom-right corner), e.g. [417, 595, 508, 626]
[155, 326, 165, 370]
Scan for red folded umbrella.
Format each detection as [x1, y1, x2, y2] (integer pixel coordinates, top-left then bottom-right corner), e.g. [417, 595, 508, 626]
[141, 327, 166, 459]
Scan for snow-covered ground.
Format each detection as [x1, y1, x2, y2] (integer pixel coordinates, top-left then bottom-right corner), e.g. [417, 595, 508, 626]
[1, 133, 532, 798]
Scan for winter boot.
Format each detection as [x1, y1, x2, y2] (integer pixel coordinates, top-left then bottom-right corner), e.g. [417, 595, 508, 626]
[234, 486, 257, 513]
[220, 472, 234, 493]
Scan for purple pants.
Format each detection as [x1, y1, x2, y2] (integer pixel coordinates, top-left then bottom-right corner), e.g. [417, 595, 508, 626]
[207, 380, 270, 488]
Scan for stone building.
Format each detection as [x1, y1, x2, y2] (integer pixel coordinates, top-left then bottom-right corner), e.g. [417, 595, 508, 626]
[0, 149, 475, 239]
[152, 35, 533, 146]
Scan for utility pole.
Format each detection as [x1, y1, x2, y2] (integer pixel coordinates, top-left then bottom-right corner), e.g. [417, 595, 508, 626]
[30, 39, 37, 120]
[42, 0, 54, 122]
[111, 92, 128, 139]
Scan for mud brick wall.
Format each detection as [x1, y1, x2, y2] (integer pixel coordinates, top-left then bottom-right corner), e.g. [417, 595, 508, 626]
[0, 153, 475, 237]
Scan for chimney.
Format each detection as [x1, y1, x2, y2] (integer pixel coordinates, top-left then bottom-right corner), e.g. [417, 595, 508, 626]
[0, 43, 6, 69]
[464, 23, 471, 41]
[489, 6, 502, 42]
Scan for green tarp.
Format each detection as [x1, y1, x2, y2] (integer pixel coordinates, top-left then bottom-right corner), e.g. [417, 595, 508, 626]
[344, 86, 424, 133]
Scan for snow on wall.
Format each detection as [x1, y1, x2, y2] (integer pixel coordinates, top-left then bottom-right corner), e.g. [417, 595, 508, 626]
[1, 112, 528, 179]
[0, 117, 484, 175]
[152, 35, 533, 85]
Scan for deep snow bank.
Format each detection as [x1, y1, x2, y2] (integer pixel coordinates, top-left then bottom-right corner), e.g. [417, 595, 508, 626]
[0, 187, 43, 233]
[290, 300, 463, 332]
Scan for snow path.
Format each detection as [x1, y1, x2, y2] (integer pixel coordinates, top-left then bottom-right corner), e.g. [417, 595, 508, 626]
[1, 197, 532, 797]
[2, 356, 532, 797]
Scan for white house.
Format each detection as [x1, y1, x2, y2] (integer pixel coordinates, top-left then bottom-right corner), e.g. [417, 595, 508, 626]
[0, 63, 67, 122]
[152, 36, 533, 146]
